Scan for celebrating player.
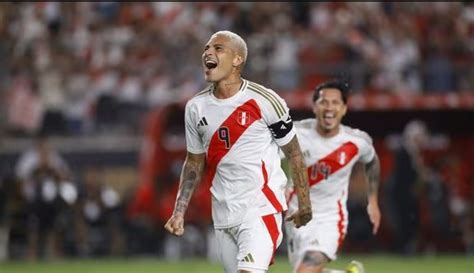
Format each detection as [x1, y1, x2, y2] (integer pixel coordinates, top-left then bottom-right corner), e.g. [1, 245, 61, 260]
[164, 30, 312, 273]
[284, 80, 381, 273]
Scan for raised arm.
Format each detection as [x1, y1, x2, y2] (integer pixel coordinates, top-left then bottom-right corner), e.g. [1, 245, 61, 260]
[280, 135, 312, 228]
[364, 153, 381, 234]
[164, 151, 206, 236]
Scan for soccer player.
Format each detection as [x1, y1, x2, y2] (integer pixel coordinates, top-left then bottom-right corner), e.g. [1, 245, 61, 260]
[164, 30, 312, 273]
[284, 80, 381, 273]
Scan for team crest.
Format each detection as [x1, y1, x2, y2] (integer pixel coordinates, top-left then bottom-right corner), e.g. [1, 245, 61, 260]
[238, 111, 249, 126]
[338, 151, 346, 165]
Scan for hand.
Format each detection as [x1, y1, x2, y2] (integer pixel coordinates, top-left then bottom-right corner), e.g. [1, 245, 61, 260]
[367, 201, 381, 235]
[286, 205, 312, 228]
[164, 214, 185, 236]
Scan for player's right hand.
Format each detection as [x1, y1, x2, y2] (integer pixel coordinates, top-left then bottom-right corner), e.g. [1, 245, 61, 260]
[164, 214, 185, 236]
[286, 205, 312, 228]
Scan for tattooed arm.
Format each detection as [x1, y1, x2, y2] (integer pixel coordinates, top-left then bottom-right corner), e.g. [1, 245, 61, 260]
[164, 152, 206, 236]
[281, 135, 312, 228]
[364, 153, 381, 234]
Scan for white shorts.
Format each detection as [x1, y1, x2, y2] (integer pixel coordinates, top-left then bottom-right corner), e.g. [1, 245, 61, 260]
[285, 216, 347, 269]
[215, 212, 283, 273]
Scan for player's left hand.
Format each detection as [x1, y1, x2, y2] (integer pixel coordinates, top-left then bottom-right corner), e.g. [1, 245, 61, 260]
[164, 214, 185, 236]
[286, 205, 312, 228]
[367, 201, 381, 234]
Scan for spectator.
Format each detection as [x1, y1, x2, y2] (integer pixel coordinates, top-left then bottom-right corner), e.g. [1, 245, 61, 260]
[76, 167, 124, 257]
[14, 133, 77, 260]
[384, 120, 429, 255]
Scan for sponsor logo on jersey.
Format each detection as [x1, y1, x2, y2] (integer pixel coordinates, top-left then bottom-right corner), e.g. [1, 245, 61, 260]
[197, 116, 208, 126]
[240, 253, 255, 263]
[309, 238, 319, 246]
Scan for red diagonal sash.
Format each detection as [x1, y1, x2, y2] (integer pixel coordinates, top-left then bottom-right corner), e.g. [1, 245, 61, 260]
[307, 141, 359, 186]
[205, 99, 262, 184]
[287, 141, 359, 203]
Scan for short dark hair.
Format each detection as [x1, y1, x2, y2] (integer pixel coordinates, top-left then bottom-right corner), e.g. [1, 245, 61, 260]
[312, 79, 350, 104]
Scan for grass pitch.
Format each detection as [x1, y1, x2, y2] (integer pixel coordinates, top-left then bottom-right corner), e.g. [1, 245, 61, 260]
[0, 254, 472, 273]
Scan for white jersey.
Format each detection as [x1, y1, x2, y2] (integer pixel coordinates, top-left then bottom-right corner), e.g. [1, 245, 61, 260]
[185, 79, 295, 229]
[287, 118, 375, 233]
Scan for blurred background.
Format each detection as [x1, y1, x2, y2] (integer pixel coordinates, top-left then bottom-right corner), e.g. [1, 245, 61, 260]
[0, 1, 473, 267]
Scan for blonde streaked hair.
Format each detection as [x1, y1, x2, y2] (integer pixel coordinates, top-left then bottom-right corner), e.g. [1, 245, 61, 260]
[211, 30, 248, 65]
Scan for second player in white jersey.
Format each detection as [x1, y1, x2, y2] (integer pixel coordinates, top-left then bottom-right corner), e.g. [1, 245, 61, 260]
[284, 80, 381, 273]
[286, 118, 374, 260]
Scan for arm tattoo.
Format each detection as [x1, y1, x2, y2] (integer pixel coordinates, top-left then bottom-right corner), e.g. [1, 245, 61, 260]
[281, 136, 310, 204]
[365, 154, 381, 195]
[174, 157, 205, 215]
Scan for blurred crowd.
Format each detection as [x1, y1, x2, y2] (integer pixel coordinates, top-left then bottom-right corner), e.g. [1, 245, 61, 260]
[0, 135, 127, 260]
[0, 2, 473, 136]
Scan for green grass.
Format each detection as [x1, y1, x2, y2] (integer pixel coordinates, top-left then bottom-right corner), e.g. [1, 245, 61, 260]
[0, 255, 472, 273]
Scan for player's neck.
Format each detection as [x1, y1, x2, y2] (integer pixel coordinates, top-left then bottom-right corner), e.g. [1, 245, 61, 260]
[316, 125, 340, 138]
[213, 75, 243, 99]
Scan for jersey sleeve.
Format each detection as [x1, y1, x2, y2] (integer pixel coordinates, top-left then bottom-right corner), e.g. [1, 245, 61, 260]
[259, 89, 296, 147]
[184, 101, 205, 154]
[358, 130, 376, 163]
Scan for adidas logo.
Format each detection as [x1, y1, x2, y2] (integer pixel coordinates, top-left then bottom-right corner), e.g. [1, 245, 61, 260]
[197, 117, 208, 126]
[280, 124, 286, 130]
[240, 253, 255, 263]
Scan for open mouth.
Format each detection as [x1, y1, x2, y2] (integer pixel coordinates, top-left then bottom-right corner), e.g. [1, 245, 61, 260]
[205, 60, 218, 70]
[323, 112, 335, 123]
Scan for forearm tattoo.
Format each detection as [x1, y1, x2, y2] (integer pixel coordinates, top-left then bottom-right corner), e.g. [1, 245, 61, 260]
[174, 159, 204, 215]
[365, 154, 381, 195]
[281, 136, 309, 203]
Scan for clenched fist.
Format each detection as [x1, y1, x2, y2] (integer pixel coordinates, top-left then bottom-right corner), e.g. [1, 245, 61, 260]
[164, 214, 185, 236]
[286, 205, 312, 228]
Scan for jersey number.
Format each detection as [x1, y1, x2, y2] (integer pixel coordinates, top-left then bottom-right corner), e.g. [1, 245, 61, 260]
[218, 127, 231, 149]
[310, 162, 331, 180]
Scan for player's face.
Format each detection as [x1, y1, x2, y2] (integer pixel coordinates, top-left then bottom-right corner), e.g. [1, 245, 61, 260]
[202, 34, 243, 82]
[313, 88, 347, 135]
